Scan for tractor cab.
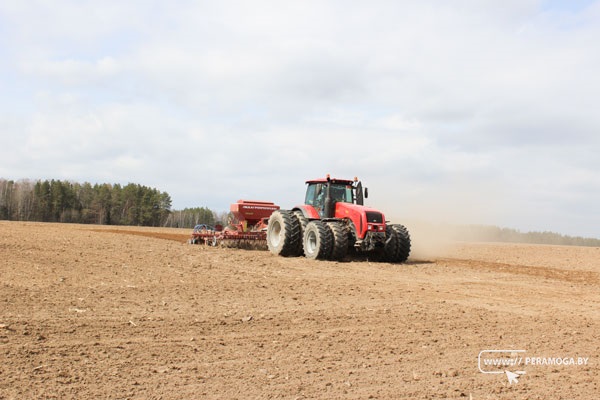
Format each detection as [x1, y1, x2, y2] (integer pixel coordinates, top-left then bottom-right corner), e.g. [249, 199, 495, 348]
[304, 176, 367, 218]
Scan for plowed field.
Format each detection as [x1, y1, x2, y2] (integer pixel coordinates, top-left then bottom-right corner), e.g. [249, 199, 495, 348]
[1, 221, 598, 399]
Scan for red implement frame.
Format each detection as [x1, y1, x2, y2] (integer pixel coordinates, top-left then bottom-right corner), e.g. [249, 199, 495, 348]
[190, 200, 279, 247]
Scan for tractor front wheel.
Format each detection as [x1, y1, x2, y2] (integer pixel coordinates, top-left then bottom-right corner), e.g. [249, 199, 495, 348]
[380, 225, 399, 263]
[391, 224, 411, 262]
[379, 224, 411, 263]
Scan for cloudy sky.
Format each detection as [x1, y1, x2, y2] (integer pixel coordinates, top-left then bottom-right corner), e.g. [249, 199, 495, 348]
[1, 1, 599, 237]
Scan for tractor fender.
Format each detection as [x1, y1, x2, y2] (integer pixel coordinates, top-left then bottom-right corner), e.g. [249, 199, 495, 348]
[293, 205, 320, 220]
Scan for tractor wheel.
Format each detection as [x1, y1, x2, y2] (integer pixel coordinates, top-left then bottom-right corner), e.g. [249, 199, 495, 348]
[303, 220, 333, 260]
[266, 210, 302, 257]
[391, 224, 411, 262]
[293, 210, 309, 256]
[326, 221, 348, 261]
[379, 225, 399, 263]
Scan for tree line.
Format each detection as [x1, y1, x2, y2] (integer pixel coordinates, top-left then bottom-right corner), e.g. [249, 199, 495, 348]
[163, 207, 220, 228]
[0, 179, 227, 229]
[452, 224, 600, 247]
[0, 179, 173, 226]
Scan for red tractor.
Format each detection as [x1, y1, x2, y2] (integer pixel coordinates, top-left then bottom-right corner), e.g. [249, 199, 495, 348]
[266, 175, 410, 262]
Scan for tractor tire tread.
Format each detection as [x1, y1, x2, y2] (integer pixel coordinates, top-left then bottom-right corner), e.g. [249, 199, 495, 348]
[267, 210, 302, 257]
[303, 220, 333, 260]
[293, 210, 309, 256]
[326, 221, 349, 261]
[391, 224, 411, 263]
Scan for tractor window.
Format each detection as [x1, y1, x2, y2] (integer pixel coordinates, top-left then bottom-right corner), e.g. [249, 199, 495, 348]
[306, 183, 353, 209]
[330, 184, 353, 203]
[305, 183, 324, 206]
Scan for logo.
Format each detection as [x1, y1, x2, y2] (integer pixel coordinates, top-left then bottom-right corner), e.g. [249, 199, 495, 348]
[478, 349, 589, 384]
[478, 349, 526, 384]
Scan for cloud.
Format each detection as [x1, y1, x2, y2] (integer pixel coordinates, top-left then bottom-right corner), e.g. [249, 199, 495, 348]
[21, 57, 120, 86]
[1, 1, 599, 237]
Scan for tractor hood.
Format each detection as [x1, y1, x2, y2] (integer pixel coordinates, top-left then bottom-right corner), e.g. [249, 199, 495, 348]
[335, 202, 385, 223]
[296, 202, 385, 223]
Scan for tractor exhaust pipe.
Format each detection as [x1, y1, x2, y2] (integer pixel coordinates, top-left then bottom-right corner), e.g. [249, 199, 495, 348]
[324, 175, 334, 218]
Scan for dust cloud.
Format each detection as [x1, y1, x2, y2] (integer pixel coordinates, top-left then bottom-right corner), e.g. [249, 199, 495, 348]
[398, 219, 461, 259]
[375, 181, 513, 259]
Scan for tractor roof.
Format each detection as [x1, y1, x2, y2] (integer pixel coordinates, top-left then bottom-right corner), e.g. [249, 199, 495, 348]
[305, 177, 355, 185]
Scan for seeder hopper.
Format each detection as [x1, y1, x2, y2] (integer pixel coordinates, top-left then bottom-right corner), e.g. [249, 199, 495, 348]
[189, 200, 280, 249]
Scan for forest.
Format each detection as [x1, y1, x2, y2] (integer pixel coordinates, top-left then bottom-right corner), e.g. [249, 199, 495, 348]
[0, 179, 222, 228]
[1, 178, 599, 246]
[0, 179, 175, 227]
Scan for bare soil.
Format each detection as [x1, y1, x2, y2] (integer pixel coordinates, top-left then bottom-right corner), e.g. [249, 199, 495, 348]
[1, 221, 598, 399]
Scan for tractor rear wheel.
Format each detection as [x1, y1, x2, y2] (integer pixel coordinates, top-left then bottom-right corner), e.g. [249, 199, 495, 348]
[303, 220, 333, 260]
[293, 210, 308, 256]
[326, 221, 348, 261]
[267, 210, 302, 257]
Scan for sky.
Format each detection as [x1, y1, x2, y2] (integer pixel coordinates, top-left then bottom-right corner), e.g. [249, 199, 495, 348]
[1, 0, 599, 238]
